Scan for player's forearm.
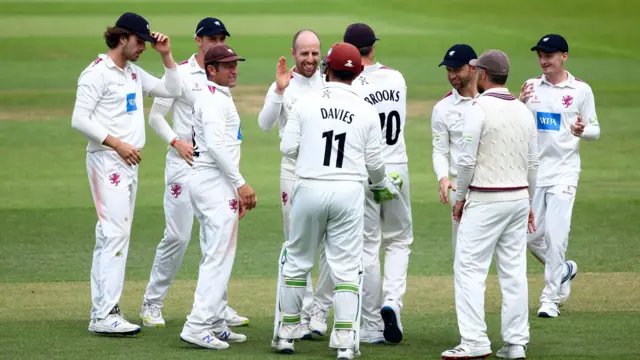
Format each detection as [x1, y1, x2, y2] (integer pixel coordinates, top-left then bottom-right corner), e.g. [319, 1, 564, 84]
[279, 137, 299, 158]
[160, 52, 177, 70]
[432, 152, 450, 181]
[580, 124, 600, 140]
[208, 144, 246, 188]
[71, 106, 109, 145]
[149, 103, 178, 144]
[148, 67, 181, 98]
[455, 165, 474, 202]
[527, 136, 540, 203]
[366, 162, 387, 186]
[258, 94, 283, 131]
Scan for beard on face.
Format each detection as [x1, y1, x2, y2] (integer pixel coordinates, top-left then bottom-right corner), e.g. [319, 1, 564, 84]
[297, 60, 318, 77]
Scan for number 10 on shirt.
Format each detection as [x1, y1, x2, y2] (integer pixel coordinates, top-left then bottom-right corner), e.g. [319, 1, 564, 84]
[322, 130, 346, 168]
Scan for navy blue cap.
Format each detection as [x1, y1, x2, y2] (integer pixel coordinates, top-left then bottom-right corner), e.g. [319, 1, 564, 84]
[195, 17, 230, 38]
[115, 12, 155, 43]
[439, 44, 477, 68]
[343, 23, 379, 49]
[531, 34, 568, 53]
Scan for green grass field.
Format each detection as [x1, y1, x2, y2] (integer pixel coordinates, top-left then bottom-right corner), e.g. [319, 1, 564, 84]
[1, 0, 639, 359]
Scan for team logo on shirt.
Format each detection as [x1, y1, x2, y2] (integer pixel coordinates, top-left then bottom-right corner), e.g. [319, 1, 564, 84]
[108, 173, 121, 186]
[192, 82, 201, 92]
[170, 184, 182, 198]
[281, 191, 288, 206]
[322, 89, 331, 98]
[562, 95, 573, 108]
[229, 199, 239, 213]
[126, 93, 137, 112]
[359, 76, 369, 85]
[131, 73, 137, 81]
[536, 112, 561, 131]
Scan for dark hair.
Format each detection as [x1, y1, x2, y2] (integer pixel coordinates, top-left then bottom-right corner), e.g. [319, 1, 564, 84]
[331, 69, 357, 82]
[104, 26, 131, 49]
[292, 29, 320, 51]
[488, 73, 508, 85]
[205, 62, 221, 74]
[358, 46, 372, 57]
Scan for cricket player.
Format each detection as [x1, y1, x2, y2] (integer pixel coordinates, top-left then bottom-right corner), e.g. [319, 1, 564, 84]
[441, 50, 539, 360]
[179, 44, 256, 350]
[258, 29, 333, 339]
[141, 17, 248, 328]
[272, 42, 402, 360]
[431, 44, 478, 252]
[520, 34, 600, 318]
[343, 23, 413, 345]
[71, 12, 182, 335]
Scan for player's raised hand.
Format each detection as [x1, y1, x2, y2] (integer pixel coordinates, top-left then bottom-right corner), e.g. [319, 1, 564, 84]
[115, 141, 142, 166]
[275, 56, 295, 94]
[237, 183, 257, 211]
[519, 82, 534, 103]
[570, 115, 585, 137]
[172, 139, 194, 166]
[151, 32, 171, 55]
[527, 208, 536, 233]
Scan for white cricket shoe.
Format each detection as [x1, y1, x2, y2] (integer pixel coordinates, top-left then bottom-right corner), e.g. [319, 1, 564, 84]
[380, 302, 403, 344]
[337, 348, 355, 360]
[140, 302, 165, 327]
[300, 322, 314, 340]
[309, 305, 328, 336]
[360, 328, 385, 344]
[537, 302, 560, 318]
[273, 338, 295, 354]
[88, 305, 141, 335]
[216, 327, 247, 343]
[180, 329, 229, 350]
[224, 306, 249, 327]
[441, 344, 492, 359]
[559, 260, 578, 306]
[496, 344, 527, 359]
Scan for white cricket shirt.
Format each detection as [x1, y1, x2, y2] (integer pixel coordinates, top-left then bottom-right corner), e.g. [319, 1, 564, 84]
[71, 53, 181, 152]
[351, 62, 408, 164]
[280, 82, 386, 184]
[523, 71, 600, 187]
[152, 54, 206, 153]
[258, 69, 325, 180]
[431, 89, 477, 181]
[191, 81, 245, 188]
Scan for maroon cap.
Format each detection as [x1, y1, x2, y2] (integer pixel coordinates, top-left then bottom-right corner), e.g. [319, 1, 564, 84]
[470, 49, 510, 76]
[325, 42, 364, 75]
[204, 44, 246, 63]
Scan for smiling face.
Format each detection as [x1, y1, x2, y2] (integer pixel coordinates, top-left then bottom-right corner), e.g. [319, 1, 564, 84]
[537, 50, 567, 77]
[207, 61, 239, 88]
[292, 31, 321, 78]
[446, 64, 475, 92]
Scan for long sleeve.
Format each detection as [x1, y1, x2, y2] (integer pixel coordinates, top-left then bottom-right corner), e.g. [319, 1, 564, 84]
[202, 103, 246, 188]
[280, 103, 300, 158]
[71, 70, 110, 144]
[258, 82, 283, 131]
[527, 127, 540, 203]
[140, 66, 182, 98]
[364, 108, 387, 185]
[431, 106, 450, 181]
[148, 100, 178, 145]
[579, 89, 600, 140]
[455, 103, 485, 202]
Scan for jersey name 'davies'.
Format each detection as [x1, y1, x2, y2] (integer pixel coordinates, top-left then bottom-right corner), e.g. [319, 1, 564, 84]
[321, 107, 355, 124]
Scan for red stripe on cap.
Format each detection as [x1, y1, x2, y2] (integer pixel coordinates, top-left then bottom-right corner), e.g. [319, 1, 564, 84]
[208, 85, 216, 94]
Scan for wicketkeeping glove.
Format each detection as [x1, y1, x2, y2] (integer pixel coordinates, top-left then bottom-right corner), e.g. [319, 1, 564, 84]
[369, 172, 403, 204]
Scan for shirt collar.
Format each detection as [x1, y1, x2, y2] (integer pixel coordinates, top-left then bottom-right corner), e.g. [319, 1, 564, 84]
[100, 53, 131, 72]
[189, 54, 206, 74]
[451, 88, 477, 104]
[207, 80, 231, 97]
[292, 68, 322, 85]
[323, 81, 359, 96]
[540, 71, 577, 88]
[362, 62, 383, 74]
[480, 87, 511, 95]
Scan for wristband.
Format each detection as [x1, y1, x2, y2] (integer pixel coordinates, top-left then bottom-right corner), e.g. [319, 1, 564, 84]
[170, 138, 177, 147]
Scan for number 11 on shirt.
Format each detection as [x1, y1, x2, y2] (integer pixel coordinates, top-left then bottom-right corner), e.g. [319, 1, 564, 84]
[322, 130, 346, 168]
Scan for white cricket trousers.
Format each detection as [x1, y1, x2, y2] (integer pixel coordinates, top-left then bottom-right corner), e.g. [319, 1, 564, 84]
[143, 152, 195, 306]
[454, 198, 530, 349]
[362, 163, 413, 331]
[183, 166, 239, 334]
[277, 179, 364, 350]
[527, 185, 576, 305]
[86, 151, 138, 320]
[281, 177, 333, 318]
[450, 180, 459, 253]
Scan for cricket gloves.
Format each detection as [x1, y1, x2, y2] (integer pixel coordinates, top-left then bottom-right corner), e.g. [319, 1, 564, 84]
[369, 172, 403, 204]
